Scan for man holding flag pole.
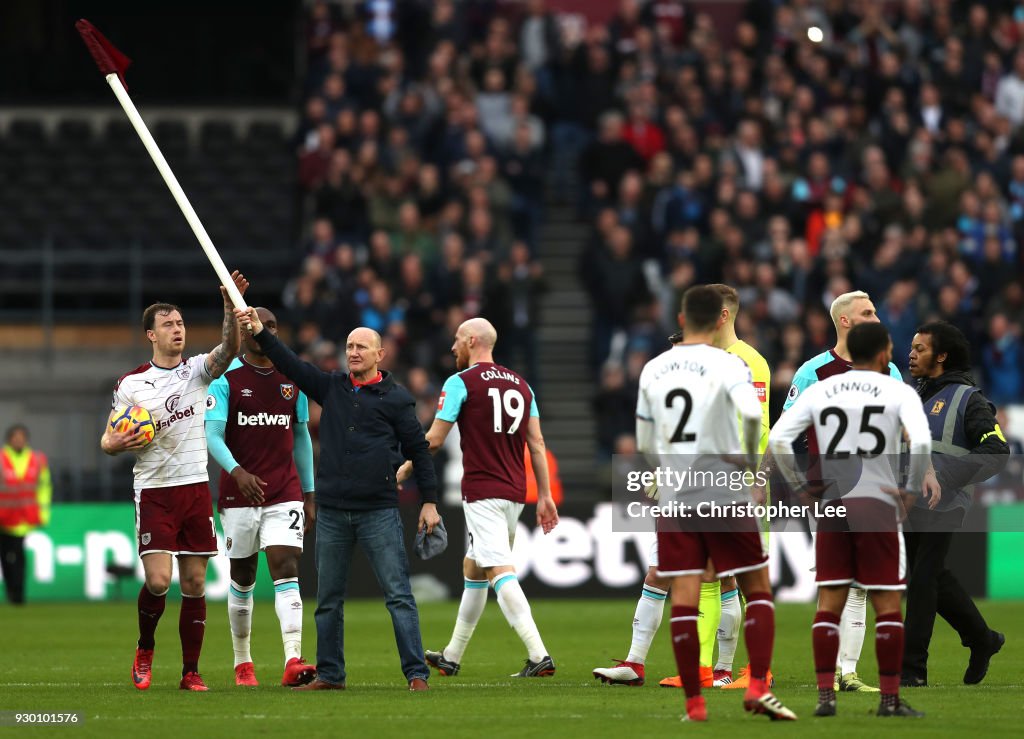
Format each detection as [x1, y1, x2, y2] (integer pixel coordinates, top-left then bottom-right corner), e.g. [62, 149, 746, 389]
[79, 19, 252, 691]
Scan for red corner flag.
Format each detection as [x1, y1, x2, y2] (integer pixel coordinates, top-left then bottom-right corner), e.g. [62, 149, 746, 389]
[75, 19, 132, 90]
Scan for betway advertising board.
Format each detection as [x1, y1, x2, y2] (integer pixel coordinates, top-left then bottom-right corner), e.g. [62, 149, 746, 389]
[3, 502, 1020, 602]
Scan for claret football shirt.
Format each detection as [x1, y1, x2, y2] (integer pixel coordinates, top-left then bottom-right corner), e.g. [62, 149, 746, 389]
[206, 357, 308, 509]
[437, 362, 539, 503]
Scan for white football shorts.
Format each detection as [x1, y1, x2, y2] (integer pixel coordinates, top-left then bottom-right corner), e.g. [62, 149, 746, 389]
[463, 498, 524, 568]
[220, 500, 304, 558]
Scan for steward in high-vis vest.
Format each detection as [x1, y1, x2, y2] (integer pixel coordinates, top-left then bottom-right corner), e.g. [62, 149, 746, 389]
[1, 424, 52, 604]
[902, 321, 1008, 689]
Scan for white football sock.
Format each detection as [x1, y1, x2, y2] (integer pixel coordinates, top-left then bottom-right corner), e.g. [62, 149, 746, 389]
[838, 586, 868, 674]
[493, 573, 548, 663]
[274, 577, 303, 664]
[625, 584, 667, 664]
[444, 579, 489, 664]
[228, 580, 255, 667]
[715, 588, 742, 672]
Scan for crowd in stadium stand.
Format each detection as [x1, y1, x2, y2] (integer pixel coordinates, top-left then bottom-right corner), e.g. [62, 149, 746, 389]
[291, 0, 549, 429]
[290, 0, 1024, 460]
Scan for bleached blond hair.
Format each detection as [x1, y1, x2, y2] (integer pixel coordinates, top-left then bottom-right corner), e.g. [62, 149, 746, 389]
[829, 290, 871, 328]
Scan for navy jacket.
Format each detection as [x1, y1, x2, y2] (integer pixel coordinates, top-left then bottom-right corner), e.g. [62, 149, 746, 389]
[254, 330, 438, 511]
[915, 369, 1008, 510]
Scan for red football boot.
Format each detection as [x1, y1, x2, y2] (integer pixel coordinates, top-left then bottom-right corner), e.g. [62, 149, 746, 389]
[132, 648, 154, 691]
[282, 657, 317, 687]
[683, 695, 708, 722]
[235, 662, 258, 687]
[179, 671, 209, 691]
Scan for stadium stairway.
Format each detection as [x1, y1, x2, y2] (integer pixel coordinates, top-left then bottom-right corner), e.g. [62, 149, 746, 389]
[535, 206, 598, 498]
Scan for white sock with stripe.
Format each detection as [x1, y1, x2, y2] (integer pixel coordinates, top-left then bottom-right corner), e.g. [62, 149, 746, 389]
[443, 579, 489, 664]
[493, 573, 548, 663]
[274, 577, 303, 664]
[715, 588, 742, 672]
[626, 584, 667, 664]
[839, 586, 867, 674]
[228, 580, 254, 667]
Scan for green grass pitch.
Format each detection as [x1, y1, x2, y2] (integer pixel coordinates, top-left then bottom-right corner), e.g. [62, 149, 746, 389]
[0, 599, 1019, 737]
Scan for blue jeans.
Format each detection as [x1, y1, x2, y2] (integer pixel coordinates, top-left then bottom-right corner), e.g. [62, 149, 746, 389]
[314, 506, 428, 685]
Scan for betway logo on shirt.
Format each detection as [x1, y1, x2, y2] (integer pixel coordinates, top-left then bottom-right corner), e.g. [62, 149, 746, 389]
[237, 412, 291, 428]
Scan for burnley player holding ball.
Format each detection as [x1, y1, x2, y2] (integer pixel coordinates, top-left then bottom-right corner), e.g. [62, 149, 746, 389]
[205, 307, 317, 688]
[101, 271, 248, 692]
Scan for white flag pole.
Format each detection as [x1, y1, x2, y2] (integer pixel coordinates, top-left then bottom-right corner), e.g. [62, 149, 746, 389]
[103, 72, 247, 311]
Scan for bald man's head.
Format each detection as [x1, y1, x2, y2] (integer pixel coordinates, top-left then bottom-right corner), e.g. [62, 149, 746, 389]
[244, 306, 278, 356]
[452, 317, 498, 370]
[346, 327, 384, 379]
[347, 326, 382, 349]
[459, 318, 497, 349]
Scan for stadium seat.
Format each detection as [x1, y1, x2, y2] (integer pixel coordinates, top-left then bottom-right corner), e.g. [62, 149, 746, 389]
[153, 120, 190, 154]
[7, 119, 46, 145]
[103, 119, 146, 156]
[0, 219, 30, 249]
[199, 120, 238, 154]
[56, 119, 94, 146]
[246, 120, 285, 145]
[216, 151, 253, 175]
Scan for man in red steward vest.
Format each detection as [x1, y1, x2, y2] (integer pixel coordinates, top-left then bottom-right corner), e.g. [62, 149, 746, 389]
[1, 424, 52, 605]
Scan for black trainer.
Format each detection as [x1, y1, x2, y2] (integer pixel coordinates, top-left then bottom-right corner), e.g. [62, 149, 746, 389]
[511, 655, 555, 677]
[964, 631, 1004, 685]
[877, 699, 925, 717]
[425, 649, 460, 677]
[814, 700, 836, 717]
[900, 674, 927, 688]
